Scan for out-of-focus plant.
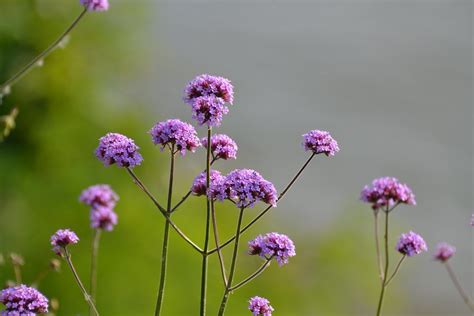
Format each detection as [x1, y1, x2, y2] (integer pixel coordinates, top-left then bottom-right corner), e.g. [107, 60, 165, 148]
[360, 177, 428, 316]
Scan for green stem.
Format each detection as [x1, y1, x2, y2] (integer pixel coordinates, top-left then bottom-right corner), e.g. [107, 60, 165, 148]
[63, 247, 100, 316]
[126, 168, 203, 253]
[229, 258, 272, 291]
[0, 8, 88, 97]
[376, 211, 390, 316]
[374, 212, 384, 280]
[384, 255, 405, 286]
[211, 200, 227, 286]
[208, 153, 315, 255]
[218, 207, 245, 316]
[89, 229, 101, 316]
[170, 158, 216, 213]
[444, 261, 474, 312]
[154, 148, 175, 316]
[200, 128, 212, 316]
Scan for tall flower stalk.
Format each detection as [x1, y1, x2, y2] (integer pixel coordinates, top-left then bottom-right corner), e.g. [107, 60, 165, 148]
[50, 229, 100, 316]
[200, 127, 212, 316]
[154, 144, 176, 316]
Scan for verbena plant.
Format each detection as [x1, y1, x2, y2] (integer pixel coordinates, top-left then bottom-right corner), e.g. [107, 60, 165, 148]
[1, 1, 473, 315]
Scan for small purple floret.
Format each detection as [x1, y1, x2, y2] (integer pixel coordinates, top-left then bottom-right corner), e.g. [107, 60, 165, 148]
[79, 184, 119, 209]
[80, 0, 109, 11]
[184, 74, 234, 105]
[50, 229, 79, 254]
[302, 130, 339, 156]
[433, 242, 456, 262]
[248, 232, 296, 266]
[0, 285, 48, 315]
[149, 119, 201, 156]
[191, 96, 228, 127]
[90, 207, 118, 231]
[361, 177, 416, 211]
[95, 133, 143, 168]
[248, 296, 274, 316]
[191, 170, 225, 198]
[214, 169, 277, 208]
[202, 134, 238, 160]
[396, 231, 427, 257]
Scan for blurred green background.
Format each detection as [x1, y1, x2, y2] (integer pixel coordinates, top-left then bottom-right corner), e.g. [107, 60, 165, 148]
[0, 1, 471, 315]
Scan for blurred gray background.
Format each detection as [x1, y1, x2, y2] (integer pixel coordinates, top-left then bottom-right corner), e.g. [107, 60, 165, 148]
[138, 0, 472, 314]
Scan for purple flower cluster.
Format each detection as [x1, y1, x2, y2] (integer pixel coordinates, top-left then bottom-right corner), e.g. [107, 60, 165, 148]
[191, 170, 225, 198]
[149, 119, 201, 155]
[80, 184, 119, 231]
[361, 177, 416, 211]
[433, 242, 456, 262]
[248, 232, 296, 266]
[302, 130, 339, 156]
[213, 169, 278, 208]
[190, 96, 228, 127]
[50, 229, 79, 254]
[184, 74, 234, 105]
[79, 184, 118, 209]
[396, 231, 427, 257]
[80, 0, 109, 11]
[184, 74, 234, 127]
[471, 214, 474, 226]
[95, 133, 143, 168]
[0, 285, 48, 315]
[248, 296, 274, 316]
[90, 206, 118, 231]
[202, 134, 238, 160]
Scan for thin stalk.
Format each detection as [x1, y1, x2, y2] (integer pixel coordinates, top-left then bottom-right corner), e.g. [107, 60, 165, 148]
[218, 207, 245, 316]
[89, 229, 101, 316]
[211, 200, 227, 286]
[209, 153, 316, 255]
[126, 168, 203, 253]
[376, 211, 390, 316]
[384, 255, 405, 286]
[0, 9, 88, 95]
[170, 157, 216, 213]
[374, 211, 384, 280]
[444, 261, 474, 312]
[230, 258, 272, 291]
[200, 128, 212, 316]
[13, 265, 22, 285]
[154, 149, 175, 316]
[63, 247, 100, 316]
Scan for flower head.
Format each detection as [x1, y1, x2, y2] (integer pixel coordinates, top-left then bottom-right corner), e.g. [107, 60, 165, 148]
[79, 184, 118, 209]
[248, 232, 296, 266]
[433, 242, 456, 262]
[215, 169, 277, 208]
[149, 119, 201, 155]
[184, 74, 234, 105]
[396, 231, 427, 257]
[190, 96, 229, 127]
[471, 214, 474, 226]
[80, 0, 109, 11]
[361, 177, 416, 211]
[90, 207, 118, 231]
[202, 134, 238, 160]
[1, 285, 48, 315]
[248, 296, 274, 316]
[302, 130, 339, 156]
[191, 170, 225, 198]
[95, 133, 143, 168]
[50, 229, 79, 254]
